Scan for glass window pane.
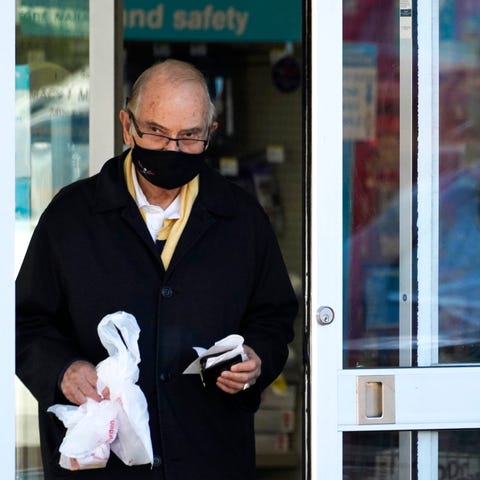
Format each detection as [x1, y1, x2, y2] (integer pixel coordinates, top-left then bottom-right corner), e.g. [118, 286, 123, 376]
[15, 1, 89, 477]
[438, 0, 480, 365]
[343, 0, 401, 368]
[343, 0, 480, 368]
[344, 431, 480, 479]
[344, 431, 399, 479]
[438, 431, 480, 478]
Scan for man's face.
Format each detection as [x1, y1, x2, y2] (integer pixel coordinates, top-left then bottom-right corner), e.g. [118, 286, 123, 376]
[123, 80, 210, 151]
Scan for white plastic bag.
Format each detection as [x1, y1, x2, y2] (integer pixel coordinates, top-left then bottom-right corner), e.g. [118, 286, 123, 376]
[47, 311, 153, 470]
[48, 399, 118, 470]
[96, 311, 153, 466]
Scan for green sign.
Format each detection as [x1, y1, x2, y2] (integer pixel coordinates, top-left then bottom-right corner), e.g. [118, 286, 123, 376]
[123, 1, 301, 42]
[18, 0, 89, 38]
[19, 0, 301, 42]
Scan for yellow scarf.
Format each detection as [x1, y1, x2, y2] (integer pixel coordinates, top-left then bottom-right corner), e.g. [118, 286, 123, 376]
[123, 151, 199, 269]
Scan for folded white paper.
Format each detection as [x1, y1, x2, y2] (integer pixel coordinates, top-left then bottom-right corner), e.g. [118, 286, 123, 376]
[183, 334, 248, 374]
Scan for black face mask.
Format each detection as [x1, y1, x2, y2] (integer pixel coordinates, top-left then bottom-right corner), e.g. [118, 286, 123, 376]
[131, 143, 206, 190]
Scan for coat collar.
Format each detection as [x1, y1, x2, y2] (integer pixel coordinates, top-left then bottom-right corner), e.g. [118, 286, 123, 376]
[92, 151, 239, 276]
[93, 150, 237, 218]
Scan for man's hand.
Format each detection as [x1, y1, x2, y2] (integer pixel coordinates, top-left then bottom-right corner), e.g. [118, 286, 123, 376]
[60, 360, 110, 405]
[216, 345, 262, 394]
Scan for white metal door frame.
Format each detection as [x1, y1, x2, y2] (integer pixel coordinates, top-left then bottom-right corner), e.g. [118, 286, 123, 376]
[309, 0, 344, 478]
[89, 0, 124, 173]
[338, 367, 480, 431]
[0, 1, 16, 477]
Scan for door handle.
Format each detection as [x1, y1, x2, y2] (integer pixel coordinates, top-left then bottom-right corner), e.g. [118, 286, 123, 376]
[357, 375, 395, 425]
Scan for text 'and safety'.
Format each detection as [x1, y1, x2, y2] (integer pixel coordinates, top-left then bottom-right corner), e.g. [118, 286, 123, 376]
[124, 4, 249, 36]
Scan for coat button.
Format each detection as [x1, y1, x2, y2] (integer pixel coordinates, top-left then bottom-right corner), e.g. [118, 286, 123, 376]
[161, 286, 173, 298]
[152, 455, 162, 467]
[159, 372, 171, 382]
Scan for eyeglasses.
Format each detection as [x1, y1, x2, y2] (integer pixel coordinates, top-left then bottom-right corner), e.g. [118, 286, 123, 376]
[127, 109, 209, 153]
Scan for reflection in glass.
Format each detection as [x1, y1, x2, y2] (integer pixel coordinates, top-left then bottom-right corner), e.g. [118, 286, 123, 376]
[343, 0, 401, 368]
[438, 1, 480, 364]
[344, 431, 480, 479]
[438, 431, 480, 479]
[343, 432, 400, 480]
[15, 1, 90, 477]
[343, 0, 480, 367]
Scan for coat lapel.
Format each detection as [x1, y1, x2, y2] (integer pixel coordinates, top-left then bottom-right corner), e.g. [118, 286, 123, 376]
[166, 202, 215, 274]
[93, 153, 166, 272]
[165, 166, 237, 275]
[121, 202, 165, 269]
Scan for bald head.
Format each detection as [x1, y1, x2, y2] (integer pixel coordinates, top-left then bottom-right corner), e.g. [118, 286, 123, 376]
[127, 59, 216, 125]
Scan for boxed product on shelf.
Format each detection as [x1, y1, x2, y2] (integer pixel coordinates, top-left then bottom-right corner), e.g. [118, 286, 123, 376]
[260, 385, 297, 409]
[255, 408, 295, 433]
[255, 433, 290, 455]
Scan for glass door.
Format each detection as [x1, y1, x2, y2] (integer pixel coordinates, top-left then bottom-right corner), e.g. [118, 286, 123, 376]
[310, 0, 480, 478]
[15, 1, 120, 477]
[15, 2, 90, 477]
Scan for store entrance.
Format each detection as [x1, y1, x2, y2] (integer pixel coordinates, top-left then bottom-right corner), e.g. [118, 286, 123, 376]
[14, 5, 304, 477]
[122, 40, 305, 480]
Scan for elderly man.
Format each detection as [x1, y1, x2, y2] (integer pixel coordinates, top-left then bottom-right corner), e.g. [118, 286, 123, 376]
[16, 59, 297, 480]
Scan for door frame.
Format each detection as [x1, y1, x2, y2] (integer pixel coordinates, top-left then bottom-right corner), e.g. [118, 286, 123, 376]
[88, 0, 124, 173]
[308, 0, 344, 477]
[1, 0, 16, 476]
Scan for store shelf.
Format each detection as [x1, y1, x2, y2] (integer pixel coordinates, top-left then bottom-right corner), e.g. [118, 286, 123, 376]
[256, 452, 301, 469]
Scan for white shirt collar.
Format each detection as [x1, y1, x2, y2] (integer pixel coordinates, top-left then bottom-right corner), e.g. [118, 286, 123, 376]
[131, 163, 181, 217]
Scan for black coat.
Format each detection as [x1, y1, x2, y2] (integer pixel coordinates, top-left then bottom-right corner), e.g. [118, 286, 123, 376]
[16, 152, 298, 480]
